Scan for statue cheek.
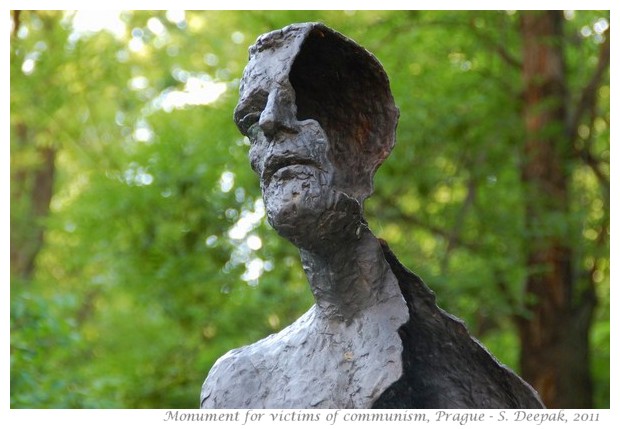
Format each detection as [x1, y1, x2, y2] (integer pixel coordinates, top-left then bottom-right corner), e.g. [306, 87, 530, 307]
[248, 150, 260, 174]
[248, 144, 264, 176]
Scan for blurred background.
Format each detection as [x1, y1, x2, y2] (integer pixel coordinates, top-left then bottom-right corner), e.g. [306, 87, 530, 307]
[10, 10, 609, 408]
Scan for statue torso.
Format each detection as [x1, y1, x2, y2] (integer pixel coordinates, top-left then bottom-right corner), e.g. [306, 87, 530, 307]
[201, 275, 407, 409]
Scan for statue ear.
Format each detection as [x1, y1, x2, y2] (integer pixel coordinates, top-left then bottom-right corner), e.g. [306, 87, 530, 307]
[288, 23, 399, 202]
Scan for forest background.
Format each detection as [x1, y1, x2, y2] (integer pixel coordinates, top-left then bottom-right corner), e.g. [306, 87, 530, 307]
[10, 10, 610, 408]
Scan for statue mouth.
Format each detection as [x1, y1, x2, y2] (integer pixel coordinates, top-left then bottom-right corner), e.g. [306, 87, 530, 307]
[262, 155, 322, 187]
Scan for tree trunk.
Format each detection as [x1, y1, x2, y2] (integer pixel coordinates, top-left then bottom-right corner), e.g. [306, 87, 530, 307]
[10, 123, 56, 280]
[518, 11, 594, 408]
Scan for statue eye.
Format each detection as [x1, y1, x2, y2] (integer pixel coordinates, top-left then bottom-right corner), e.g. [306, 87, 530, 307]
[239, 112, 261, 136]
[234, 89, 268, 135]
[247, 122, 261, 142]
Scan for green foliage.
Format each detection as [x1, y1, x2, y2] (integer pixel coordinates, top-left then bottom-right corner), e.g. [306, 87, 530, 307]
[11, 10, 609, 408]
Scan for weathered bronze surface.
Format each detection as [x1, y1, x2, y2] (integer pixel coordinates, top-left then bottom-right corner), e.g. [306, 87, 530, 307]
[200, 22, 544, 409]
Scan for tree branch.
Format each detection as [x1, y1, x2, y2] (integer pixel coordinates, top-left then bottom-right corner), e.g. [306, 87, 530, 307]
[12, 10, 21, 37]
[568, 28, 610, 145]
[468, 17, 522, 70]
[580, 148, 610, 193]
[441, 172, 478, 272]
[373, 194, 482, 253]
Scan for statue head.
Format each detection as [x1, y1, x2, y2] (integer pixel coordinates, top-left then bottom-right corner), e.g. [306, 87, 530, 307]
[234, 23, 398, 253]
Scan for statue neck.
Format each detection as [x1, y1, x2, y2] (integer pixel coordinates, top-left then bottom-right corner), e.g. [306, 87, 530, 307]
[299, 227, 397, 321]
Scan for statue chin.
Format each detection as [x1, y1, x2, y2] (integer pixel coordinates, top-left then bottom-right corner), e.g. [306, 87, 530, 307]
[264, 177, 363, 253]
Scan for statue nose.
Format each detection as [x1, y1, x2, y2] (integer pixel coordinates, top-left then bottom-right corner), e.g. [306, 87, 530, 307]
[259, 91, 297, 139]
[259, 109, 279, 138]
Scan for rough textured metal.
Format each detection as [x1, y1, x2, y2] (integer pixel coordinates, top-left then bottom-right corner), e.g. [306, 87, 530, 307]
[201, 22, 544, 409]
[374, 241, 544, 408]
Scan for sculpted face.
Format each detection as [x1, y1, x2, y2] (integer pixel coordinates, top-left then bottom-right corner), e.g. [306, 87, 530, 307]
[233, 24, 398, 253]
[234, 59, 362, 252]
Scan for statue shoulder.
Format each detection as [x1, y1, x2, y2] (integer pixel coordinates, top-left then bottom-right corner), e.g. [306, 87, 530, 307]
[200, 307, 319, 408]
[200, 346, 259, 408]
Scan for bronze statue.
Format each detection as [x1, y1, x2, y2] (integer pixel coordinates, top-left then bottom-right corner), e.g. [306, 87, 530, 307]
[201, 22, 544, 409]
